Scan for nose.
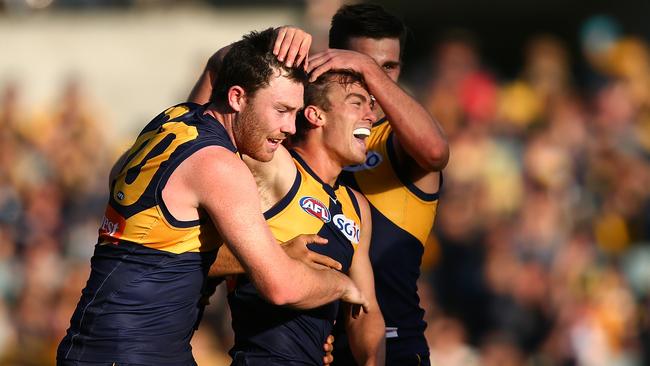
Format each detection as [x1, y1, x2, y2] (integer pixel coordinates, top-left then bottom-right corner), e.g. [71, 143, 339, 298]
[364, 106, 377, 125]
[281, 116, 297, 136]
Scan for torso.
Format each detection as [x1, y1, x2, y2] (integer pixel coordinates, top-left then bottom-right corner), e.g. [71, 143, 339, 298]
[99, 103, 234, 253]
[227, 150, 362, 366]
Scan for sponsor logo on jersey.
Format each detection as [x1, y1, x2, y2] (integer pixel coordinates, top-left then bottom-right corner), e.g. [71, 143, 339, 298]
[299, 197, 331, 223]
[98, 205, 126, 243]
[343, 151, 383, 172]
[333, 214, 360, 244]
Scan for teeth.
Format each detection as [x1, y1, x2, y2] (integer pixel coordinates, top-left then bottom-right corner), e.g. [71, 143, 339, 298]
[352, 127, 371, 138]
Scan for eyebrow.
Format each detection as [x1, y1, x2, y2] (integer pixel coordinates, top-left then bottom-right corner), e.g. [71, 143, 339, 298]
[345, 93, 368, 103]
[275, 102, 303, 111]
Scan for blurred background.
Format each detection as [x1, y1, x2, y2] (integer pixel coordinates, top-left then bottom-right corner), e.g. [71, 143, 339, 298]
[1, 0, 650, 365]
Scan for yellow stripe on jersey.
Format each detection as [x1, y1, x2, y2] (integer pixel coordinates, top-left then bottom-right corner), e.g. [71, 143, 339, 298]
[266, 155, 361, 252]
[99, 104, 230, 254]
[347, 120, 438, 246]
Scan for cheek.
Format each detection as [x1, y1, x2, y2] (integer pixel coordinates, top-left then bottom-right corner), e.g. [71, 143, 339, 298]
[388, 69, 400, 82]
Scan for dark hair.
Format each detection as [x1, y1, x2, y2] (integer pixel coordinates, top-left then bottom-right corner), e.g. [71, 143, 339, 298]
[329, 4, 407, 58]
[292, 70, 366, 143]
[210, 28, 308, 103]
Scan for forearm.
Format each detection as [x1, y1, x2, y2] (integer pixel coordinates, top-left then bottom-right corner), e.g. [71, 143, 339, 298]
[187, 44, 232, 104]
[248, 260, 350, 309]
[187, 69, 212, 104]
[363, 65, 449, 171]
[212, 239, 350, 307]
[347, 305, 386, 365]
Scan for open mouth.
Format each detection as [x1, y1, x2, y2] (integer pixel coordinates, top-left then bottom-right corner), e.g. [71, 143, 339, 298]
[352, 127, 371, 140]
[267, 137, 285, 150]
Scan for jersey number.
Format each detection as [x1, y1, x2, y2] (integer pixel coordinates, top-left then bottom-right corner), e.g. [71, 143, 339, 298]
[112, 120, 198, 206]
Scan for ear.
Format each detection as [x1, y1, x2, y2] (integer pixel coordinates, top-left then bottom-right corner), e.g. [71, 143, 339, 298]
[227, 86, 247, 112]
[303, 105, 326, 127]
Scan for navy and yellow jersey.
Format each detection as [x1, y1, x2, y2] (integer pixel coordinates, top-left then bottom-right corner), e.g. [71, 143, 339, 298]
[338, 118, 441, 358]
[227, 150, 362, 366]
[98, 102, 233, 254]
[57, 103, 232, 365]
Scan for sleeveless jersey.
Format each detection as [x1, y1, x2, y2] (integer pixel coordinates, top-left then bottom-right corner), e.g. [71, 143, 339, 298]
[339, 118, 441, 355]
[57, 103, 234, 365]
[227, 150, 362, 366]
[98, 103, 232, 253]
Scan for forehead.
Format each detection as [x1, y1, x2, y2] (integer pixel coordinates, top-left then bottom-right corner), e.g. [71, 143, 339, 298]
[327, 80, 370, 101]
[347, 37, 401, 64]
[253, 73, 304, 106]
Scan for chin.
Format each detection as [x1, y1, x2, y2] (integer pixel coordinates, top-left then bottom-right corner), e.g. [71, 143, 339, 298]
[349, 154, 366, 166]
[249, 152, 273, 162]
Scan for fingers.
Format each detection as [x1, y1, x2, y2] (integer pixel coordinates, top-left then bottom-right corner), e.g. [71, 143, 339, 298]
[285, 33, 311, 68]
[277, 28, 296, 64]
[326, 334, 335, 345]
[273, 27, 288, 56]
[349, 300, 369, 319]
[323, 334, 334, 365]
[306, 52, 331, 74]
[295, 36, 312, 69]
[274, 27, 312, 68]
[305, 234, 328, 245]
[283, 234, 328, 247]
[309, 253, 342, 271]
[323, 340, 333, 352]
[309, 62, 333, 82]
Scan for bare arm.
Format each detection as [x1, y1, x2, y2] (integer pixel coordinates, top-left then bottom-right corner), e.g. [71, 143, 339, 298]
[188, 147, 366, 309]
[187, 44, 232, 104]
[210, 235, 342, 277]
[188, 26, 312, 105]
[210, 145, 342, 277]
[345, 191, 385, 365]
[308, 50, 449, 174]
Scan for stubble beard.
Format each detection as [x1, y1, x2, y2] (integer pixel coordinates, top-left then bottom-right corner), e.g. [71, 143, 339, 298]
[234, 106, 271, 162]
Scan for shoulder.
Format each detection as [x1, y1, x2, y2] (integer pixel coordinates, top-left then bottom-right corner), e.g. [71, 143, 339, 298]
[349, 188, 371, 221]
[181, 145, 249, 183]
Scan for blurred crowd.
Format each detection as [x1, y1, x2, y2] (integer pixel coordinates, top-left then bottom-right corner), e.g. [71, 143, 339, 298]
[420, 24, 650, 366]
[1, 16, 650, 366]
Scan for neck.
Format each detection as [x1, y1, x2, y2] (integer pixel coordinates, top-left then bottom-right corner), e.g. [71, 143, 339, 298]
[292, 141, 343, 187]
[204, 102, 238, 149]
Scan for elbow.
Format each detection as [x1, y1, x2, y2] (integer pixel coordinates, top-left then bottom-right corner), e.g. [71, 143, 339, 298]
[259, 278, 301, 306]
[419, 140, 449, 172]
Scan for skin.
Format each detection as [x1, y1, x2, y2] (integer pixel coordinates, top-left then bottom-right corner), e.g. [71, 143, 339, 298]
[209, 81, 385, 365]
[308, 37, 450, 193]
[188, 27, 312, 104]
[112, 27, 372, 311]
[187, 28, 385, 364]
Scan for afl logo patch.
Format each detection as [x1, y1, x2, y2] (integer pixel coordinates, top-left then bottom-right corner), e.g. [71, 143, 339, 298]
[343, 151, 383, 172]
[299, 197, 331, 223]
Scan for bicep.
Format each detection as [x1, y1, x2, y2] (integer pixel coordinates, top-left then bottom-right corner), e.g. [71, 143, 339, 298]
[192, 149, 287, 276]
